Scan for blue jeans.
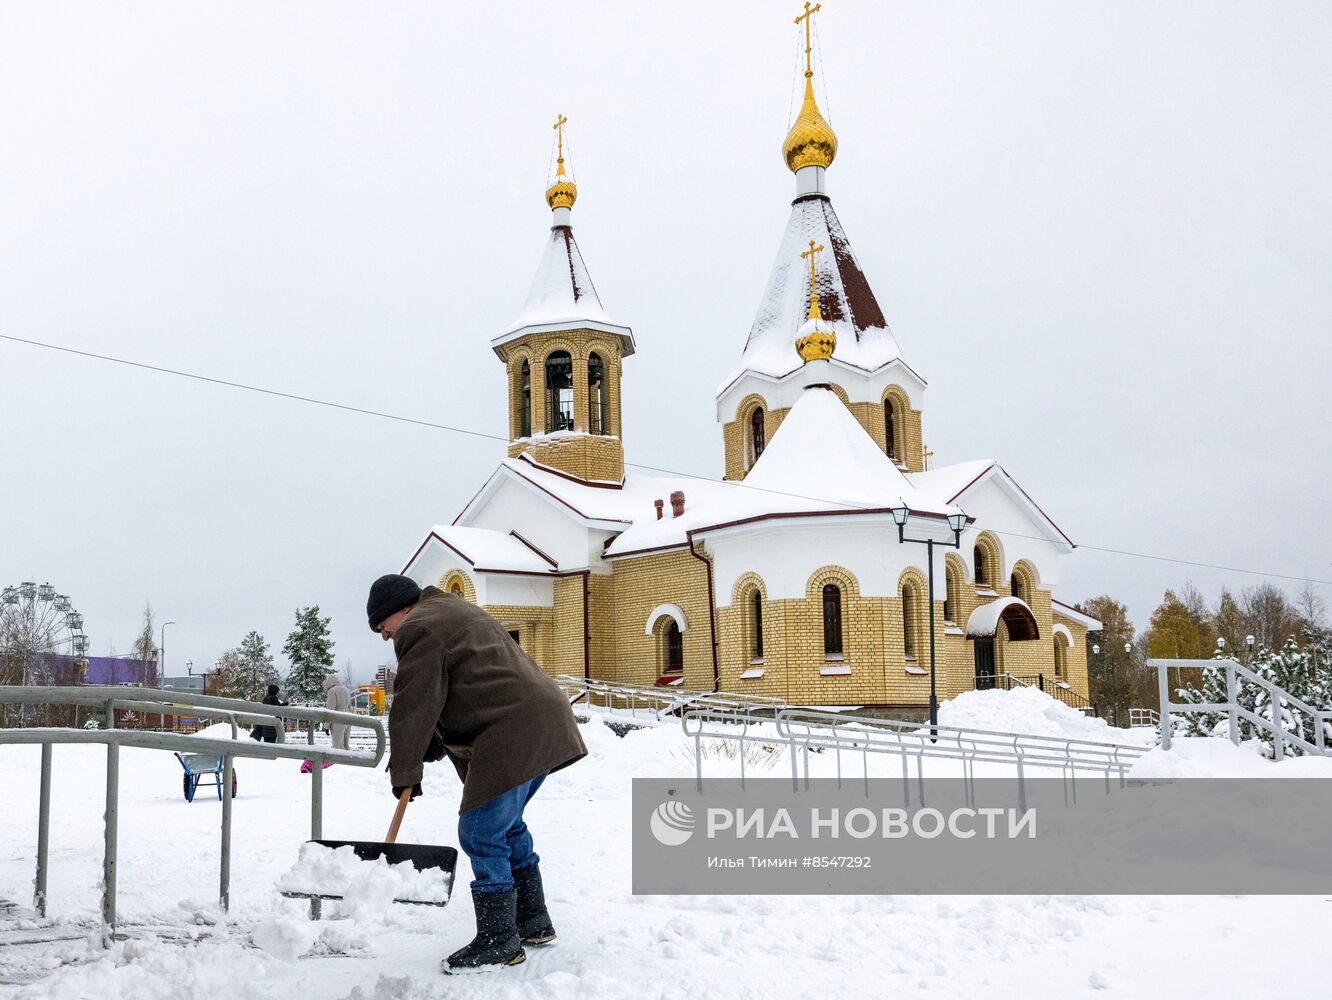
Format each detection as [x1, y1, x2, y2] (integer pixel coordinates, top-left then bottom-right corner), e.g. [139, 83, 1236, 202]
[456, 773, 546, 893]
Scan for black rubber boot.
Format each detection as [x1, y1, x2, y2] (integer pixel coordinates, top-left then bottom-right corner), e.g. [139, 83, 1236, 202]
[443, 889, 526, 973]
[514, 863, 557, 945]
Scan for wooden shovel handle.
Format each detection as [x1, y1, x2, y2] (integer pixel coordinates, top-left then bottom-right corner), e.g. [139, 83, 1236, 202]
[385, 787, 412, 843]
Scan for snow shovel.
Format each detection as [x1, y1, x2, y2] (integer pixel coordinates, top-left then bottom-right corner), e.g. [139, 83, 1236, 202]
[281, 788, 458, 907]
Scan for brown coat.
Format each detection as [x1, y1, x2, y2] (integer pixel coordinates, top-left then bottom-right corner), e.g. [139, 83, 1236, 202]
[387, 587, 587, 812]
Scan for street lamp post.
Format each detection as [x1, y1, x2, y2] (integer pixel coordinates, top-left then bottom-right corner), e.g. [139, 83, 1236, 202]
[159, 622, 174, 687]
[1245, 634, 1255, 664]
[891, 504, 968, 739]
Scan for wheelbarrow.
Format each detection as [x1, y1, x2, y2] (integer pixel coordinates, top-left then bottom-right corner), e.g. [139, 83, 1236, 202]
[280, 788, 457, 908]
[175, 752, 238, 802]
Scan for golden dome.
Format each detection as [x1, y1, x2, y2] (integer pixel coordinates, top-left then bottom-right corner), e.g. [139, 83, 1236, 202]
[795, 238, 835, 361]
[783, 75, 838, 172]
[546, 157, 577, 210]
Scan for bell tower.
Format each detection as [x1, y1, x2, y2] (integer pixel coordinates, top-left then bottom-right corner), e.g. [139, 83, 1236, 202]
[491, 116, 635, 483]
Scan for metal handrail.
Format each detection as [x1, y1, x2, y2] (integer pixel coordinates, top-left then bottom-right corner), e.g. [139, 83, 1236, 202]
[1128, 708, 1160, 729]
[1149, 657, 1332, 759]
[0, 685, 386, 936]
[557, 675, 786, 721]
[679, 703, 1145, 811]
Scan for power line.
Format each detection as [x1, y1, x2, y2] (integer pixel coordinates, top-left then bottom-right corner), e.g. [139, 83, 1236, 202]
[4, 332, 1329, 588]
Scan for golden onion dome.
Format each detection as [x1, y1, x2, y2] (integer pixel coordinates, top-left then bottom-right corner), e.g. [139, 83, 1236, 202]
[546, 156, 577, 210]
[782, 75, 838, 173]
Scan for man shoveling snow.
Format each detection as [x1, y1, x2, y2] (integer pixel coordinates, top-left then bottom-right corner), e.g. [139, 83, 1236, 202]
[366, 573, 587, 973]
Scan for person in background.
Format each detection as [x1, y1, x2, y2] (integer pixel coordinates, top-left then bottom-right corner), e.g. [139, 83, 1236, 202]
[249, 683, 286, 743]
[323, 672, 352, 750]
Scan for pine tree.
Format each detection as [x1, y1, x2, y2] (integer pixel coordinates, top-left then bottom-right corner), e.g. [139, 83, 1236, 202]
[1249, 638, 1315, 757]
[236, 630, 280, 701]
[283, 607, 335, 703]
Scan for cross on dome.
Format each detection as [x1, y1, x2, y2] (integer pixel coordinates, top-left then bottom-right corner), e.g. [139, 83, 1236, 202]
[546, 113, 577, 211]
[783, 2, 837, 173]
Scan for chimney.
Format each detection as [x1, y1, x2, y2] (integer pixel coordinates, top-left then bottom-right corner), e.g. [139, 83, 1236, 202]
[654, 499, 664, 521]
[670, 491, 685, 518]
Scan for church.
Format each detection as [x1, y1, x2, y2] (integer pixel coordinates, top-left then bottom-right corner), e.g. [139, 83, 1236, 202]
[399, 14, 1101, 713]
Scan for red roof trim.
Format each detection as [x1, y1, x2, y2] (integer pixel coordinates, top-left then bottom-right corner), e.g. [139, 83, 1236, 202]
[514, 452, 624, 490]
[509, 530, 558, 569]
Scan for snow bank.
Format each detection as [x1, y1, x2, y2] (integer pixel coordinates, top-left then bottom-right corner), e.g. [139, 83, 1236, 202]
[936, 687, 1151, 745]
[1127, 736, 1332, 780]
[190, 722, 251, 741]
[276, 843, 453, 917]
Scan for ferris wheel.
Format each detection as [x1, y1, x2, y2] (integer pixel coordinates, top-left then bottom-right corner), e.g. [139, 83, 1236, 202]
[0, 582, 89, 696]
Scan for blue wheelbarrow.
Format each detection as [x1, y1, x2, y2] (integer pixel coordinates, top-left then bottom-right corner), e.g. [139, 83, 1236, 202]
[175, 752, 239, 802]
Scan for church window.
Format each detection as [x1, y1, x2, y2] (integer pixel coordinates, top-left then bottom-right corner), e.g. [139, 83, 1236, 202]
[944, 561, 960, 624]
[665, 621, 684, 673]
[1053, 633, 1069, 678]
[885, 401, 897, 460]
[588, 353, 606, 435]
[902, 584, 918, 659]
[749, 407, 766, 467]
[1010, 573, 1023, 602]
[519, 360, 531, 438]
[751, 589, 764, 659]
[974, 546, 987, 587]
[822, 584, 843, 657]
[545, 351, 573, 432]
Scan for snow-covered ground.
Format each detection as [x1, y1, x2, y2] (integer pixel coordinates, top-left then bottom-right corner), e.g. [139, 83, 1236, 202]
[1, 692, 1328, 999]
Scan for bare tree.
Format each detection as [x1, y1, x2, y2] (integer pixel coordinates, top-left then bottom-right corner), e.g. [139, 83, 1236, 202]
[340, 659, 357, 691]
[1239, 583, 1297, 653]
[130, 603, 156, 673]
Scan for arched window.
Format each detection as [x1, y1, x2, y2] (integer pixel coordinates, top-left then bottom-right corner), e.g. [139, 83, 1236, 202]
[751, 589, 764, 659]
[944, 561, 960, 624]
[884, 400, 897, 460]
[588, 353, 605, 435]
[1010, 573, 1023, 602]
[749, 407, 766, 466]
[545, 351, 573, 432]
[1053, 634, 1069, 678]
[519, 360, 531, 438]
[665, 620, 684, 673]
[822, 584, 843, 657]
[902, 584, 921, 659]
[974, 546, 987, 587]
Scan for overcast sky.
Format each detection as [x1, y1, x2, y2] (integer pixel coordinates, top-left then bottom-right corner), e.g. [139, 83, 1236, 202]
[1, 2, 1328, 685]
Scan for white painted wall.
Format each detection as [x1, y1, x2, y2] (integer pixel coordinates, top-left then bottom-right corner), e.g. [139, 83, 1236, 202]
[458, 474, 595, 571]
[953, 476, 1063, 587]
[716, 357, 927, 425]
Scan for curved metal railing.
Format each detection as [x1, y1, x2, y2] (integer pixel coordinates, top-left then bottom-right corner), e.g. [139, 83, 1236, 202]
[0, 686, 386, 935]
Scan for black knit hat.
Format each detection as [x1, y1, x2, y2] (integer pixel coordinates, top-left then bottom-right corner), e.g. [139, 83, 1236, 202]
[367, 574, 422, 632]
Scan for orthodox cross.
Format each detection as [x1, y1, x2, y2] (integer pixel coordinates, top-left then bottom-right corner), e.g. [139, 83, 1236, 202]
[552, 113, 569, 174]
[794, 2, 822, 79]
[923, 444, 935, 470]
[800, 238, 825, 318]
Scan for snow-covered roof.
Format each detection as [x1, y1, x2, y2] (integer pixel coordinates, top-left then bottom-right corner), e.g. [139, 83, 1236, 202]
[412, 525, 557, 575]
[907, 460, 996, 504]
[908, 460, 1075, 550]
[605, 386, 962, 556]
[720, 194, 901, 392]
[454, 453, 736, 536]
[493, 224, 634, 355]
[1053, 599, 1104, 631]
[966, 597, 1040, 640]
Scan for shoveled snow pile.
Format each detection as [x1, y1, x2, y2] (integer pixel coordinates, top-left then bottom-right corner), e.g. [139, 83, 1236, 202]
[190, 722, 252, 741]
[277, 843, 452, 913]
[936, 686, 1155, 746]
[1127, 736, 1332, 780]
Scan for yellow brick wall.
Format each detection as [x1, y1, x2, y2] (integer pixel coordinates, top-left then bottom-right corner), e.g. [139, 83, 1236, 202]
[498, 329, 625, 482]
[608, 550, 713, 689]
[722, 390, 924, 479]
